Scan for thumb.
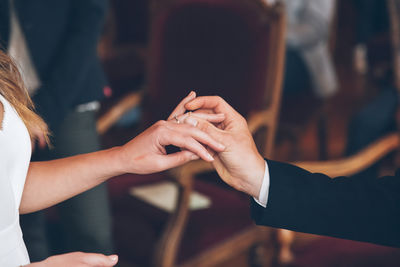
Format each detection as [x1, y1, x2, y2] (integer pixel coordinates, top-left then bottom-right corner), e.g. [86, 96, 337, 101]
[82, 253, 118, 266]
[156, 150, 200, 170]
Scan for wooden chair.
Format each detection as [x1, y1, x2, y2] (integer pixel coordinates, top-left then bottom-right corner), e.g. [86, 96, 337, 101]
[99, 0, 286, 266]
[148, 1, 286, 266]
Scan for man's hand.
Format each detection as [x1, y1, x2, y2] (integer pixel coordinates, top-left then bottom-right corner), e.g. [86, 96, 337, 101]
[26, 252, 118, 267]
[184, 96, 266, 198]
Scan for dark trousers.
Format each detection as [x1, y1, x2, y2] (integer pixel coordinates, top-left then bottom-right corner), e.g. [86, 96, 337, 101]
[21, 109, 113, 261]
[282, 48, 312, 97]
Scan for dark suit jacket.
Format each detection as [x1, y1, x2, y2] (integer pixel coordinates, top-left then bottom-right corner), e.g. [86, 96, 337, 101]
[251, 160, 400, 247]
[0, 0, 108, 131]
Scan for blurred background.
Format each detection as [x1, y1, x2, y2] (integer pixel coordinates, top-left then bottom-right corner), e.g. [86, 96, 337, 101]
[4, 0, 400, 266]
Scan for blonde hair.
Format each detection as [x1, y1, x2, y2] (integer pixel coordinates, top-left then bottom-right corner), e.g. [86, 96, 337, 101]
[0, 50, 49, 144]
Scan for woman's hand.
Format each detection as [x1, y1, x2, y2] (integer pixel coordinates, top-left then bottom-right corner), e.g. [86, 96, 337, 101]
[117, 119, 225, 174]
[116, 92, 226, 174]
[26, 252, 118, 267]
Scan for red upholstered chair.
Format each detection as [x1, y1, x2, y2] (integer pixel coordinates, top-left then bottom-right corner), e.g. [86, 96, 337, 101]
[101, 0, 286, 266]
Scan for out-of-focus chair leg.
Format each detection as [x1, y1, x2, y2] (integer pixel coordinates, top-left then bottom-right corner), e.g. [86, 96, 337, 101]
[277, 229, 295, 265]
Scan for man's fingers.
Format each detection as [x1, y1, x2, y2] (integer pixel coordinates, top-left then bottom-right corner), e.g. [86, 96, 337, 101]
[82, 253, 118, 266]
[185, 96, 234, 115]
[185, 96, 244, 129]
[167, 91, 196, 120]
[192, 109, 215, 115]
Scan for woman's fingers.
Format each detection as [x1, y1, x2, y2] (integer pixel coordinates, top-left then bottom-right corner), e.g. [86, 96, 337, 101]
[166, 122, 225, 153]
[82, 253, 118, 266]
[160, 131, 215, 162]
[181, 116, 227, 146]
[176, 112, 225, 125]
[156, 150, 200, 170]
[167, 91, 196, 120]
[43, 252, 118, 267]
[170, 112, 225, 131]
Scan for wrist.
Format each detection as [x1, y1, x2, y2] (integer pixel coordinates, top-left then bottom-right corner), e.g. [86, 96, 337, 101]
[252, 154, 266, 198]
[111, 146, 128, 175]
[242, 154, 265, 198]
[99, 146, 126, 179]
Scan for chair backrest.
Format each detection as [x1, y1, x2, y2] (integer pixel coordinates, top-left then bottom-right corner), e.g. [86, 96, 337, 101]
[143, 1, 286, 266]
[146, 0, 286, 134]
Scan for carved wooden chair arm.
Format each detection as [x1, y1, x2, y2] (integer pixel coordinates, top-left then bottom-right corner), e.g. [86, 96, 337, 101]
[292, 132, 400, 177]
[248, 109, 275, 134]
[97, 90, 144, 135]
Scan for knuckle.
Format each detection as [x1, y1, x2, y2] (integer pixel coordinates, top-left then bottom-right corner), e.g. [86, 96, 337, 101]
[238, 115, 247, 125]
[155, 120, 167, 127]
[177, 152, 188, 163]
[75, 252, 85, 258]
[214, 95, 222, 101]
[154, 120, 167, 132]
[214, 95, 226, 104]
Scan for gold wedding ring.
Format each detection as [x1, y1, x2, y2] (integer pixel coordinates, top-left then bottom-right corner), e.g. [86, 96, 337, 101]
[174, 115, 181, 124]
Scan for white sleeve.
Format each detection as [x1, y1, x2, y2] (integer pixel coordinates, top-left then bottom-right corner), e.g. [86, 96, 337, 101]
[253, 161, 270, 208]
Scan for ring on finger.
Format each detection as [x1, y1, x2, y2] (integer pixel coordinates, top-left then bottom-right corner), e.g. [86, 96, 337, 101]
[174, 115, 181, 124]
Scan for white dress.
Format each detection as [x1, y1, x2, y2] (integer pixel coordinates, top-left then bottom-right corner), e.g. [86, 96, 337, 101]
[0, 94, 32, 266]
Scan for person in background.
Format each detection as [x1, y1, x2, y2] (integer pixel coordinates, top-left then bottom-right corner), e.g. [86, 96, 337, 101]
[353, 0, 388, 75]
[0, 0, 114, 260]
[283, 0, 338, 99]
[346, 0, 399, 179]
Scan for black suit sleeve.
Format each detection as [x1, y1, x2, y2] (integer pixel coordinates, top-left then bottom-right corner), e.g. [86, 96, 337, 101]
[251, 160, 400, 247]
[32, 0, 108, 131]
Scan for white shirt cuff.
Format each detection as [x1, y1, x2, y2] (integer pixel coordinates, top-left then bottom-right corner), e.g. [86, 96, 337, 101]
[253, 161, 270, 208]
